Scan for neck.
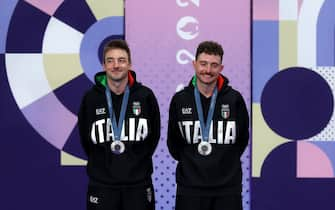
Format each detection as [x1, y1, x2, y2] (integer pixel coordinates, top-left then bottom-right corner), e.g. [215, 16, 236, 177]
[107, 77, 128, 95]
[196, 80, 217, 98]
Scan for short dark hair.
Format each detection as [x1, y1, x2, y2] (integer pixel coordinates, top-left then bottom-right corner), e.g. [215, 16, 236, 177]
[195, 41, 224, 63]
[103, 39, 131, 64]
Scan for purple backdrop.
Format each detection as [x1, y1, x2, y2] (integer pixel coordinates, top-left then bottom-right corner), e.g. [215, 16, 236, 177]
[126, 1, 250, 209]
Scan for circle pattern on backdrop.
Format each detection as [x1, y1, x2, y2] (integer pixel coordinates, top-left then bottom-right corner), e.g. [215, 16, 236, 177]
[4, 1, 124, 159]
[261, 67, 333, 140]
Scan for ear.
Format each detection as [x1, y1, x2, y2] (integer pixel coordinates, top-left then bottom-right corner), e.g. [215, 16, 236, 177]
[192, 60, 197, 69]
[220, 64, 224, 72]
[102, 63, 107, 71]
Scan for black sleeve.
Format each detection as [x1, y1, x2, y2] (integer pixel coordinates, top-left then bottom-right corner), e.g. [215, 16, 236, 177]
[146, 90, 161, 156]
[167, 96, 184, 161]
[78, 93, 90, 156]
[236, 93, 249, 156]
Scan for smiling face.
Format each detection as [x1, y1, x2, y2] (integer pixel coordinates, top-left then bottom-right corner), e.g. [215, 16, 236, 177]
[193, 52, 223, 86]
[103, 48, 131, 83]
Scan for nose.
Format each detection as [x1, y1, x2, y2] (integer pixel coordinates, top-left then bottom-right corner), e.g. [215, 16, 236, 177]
[204, 65, 211, 73]
[113, 60, 120, 68]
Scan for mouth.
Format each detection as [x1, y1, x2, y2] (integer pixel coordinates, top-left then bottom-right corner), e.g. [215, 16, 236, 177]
[108, 68, 122, 73]
[202, 74, 213, 78]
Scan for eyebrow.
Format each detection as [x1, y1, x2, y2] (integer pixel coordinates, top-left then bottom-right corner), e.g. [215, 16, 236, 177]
[198, 60, 220, 65]
[105, 56, 127, 60]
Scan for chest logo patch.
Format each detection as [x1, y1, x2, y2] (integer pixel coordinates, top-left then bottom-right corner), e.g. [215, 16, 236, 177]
[132, 101, 141, 116]
[221, 104, 230, 119]
[96, 108, 106, 115]
[182, 107, 192, 115]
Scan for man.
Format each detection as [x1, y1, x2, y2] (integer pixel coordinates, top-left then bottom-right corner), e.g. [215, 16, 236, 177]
[167, 41, 249, 210]
[78, 39, 160, 210]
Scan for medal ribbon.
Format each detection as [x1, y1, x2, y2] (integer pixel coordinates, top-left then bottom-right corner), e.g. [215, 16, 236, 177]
[194, 85, 218, 143]
[105, 85, 130, 141]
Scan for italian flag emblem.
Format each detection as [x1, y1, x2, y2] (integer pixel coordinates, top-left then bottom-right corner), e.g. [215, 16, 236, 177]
[132, 101, 141, 116]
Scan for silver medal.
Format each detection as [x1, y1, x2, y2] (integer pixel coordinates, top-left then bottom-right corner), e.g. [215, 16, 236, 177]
[111, 141, 125, 154]
[198, 141, 212, 156]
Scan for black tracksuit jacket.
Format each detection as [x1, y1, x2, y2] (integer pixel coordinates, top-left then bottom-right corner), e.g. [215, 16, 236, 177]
[167, 74, 249, 196]
[78, 71, 160, 187]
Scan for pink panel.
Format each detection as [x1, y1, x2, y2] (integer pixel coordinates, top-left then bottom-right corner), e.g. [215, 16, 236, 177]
[297, 141, 334, 178]
[253, 0, 279, 20]
[126, 1, 250, 209]
[25, 0, 64, 16]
